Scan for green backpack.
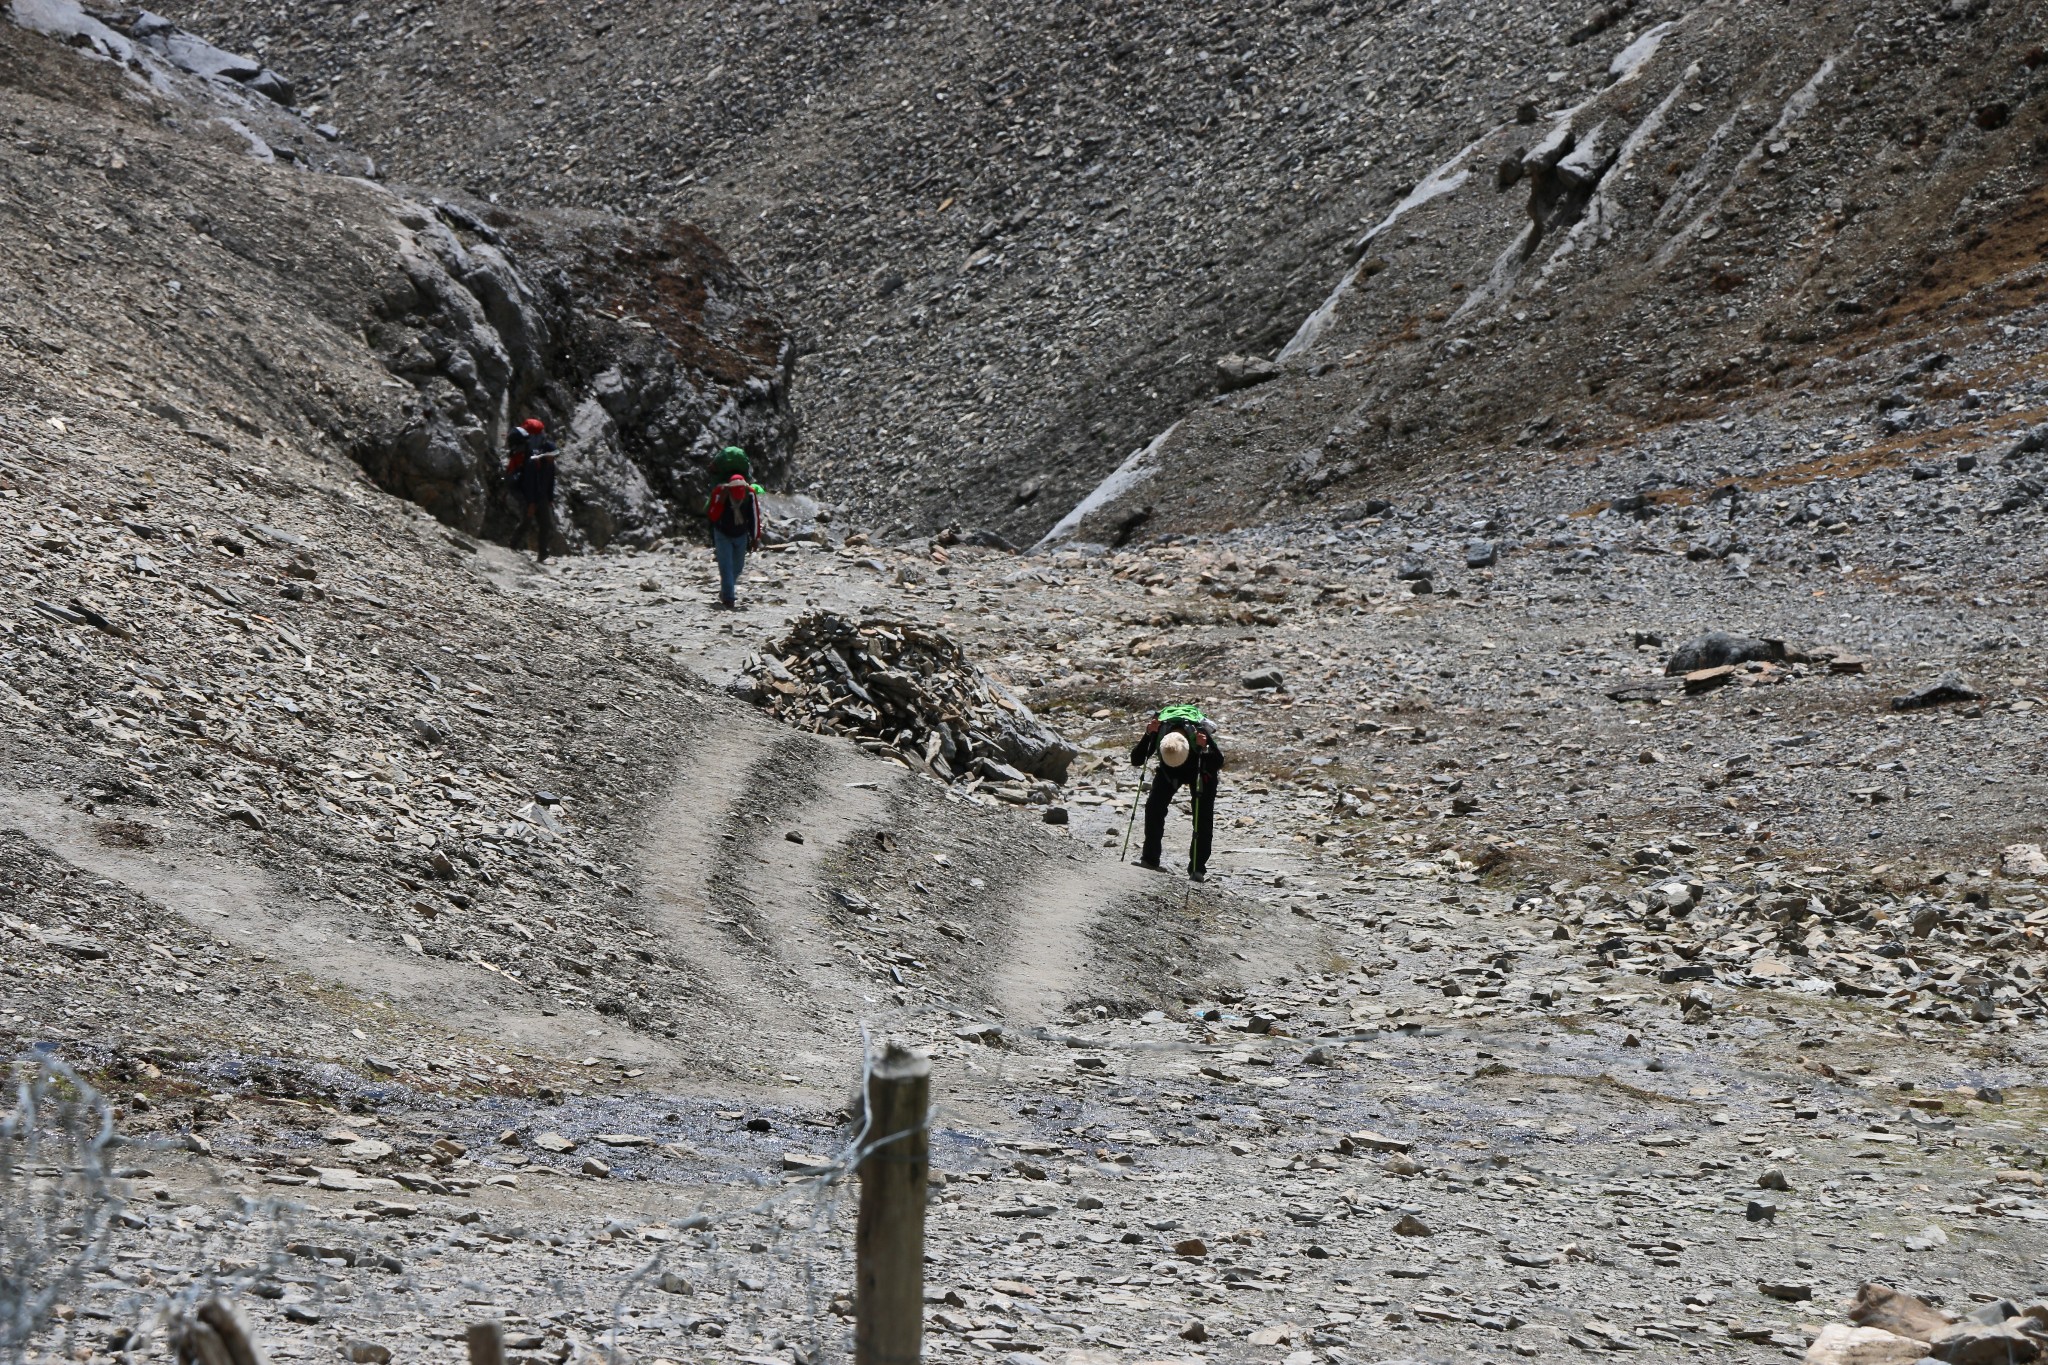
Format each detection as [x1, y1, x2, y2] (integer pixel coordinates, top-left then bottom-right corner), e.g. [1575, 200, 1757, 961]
[711, 445, 751, 479]
[1157, 705, 1208, 727]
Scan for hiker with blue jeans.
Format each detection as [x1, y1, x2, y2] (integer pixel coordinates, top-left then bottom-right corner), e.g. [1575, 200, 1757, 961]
[706, 447, 764, 610]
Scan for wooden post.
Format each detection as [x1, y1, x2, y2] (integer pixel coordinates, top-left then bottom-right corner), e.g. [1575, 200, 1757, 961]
[855, 1042, 930, 1365]
[172, 1300, 267, 1365]
[465, 1322, 505, 1365]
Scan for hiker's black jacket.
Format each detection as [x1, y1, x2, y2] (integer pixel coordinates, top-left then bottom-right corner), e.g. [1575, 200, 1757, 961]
[512, 431, 558, 505]
[1131, 719, 1224, 778]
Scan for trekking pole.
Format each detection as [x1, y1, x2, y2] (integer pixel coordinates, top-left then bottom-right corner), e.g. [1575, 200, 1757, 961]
[1188, 780, 1201, 878]
[1120, 763, 1151, 863]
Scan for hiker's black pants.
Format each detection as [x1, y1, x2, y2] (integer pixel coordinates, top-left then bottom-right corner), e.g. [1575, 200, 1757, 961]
[523, 499, 554, 559]
[1142, 765, 1217, 876]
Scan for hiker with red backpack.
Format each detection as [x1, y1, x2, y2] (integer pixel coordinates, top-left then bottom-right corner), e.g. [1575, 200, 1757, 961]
[706, 445, 764, 610]
[506, 417, 558, 563]
[1127, 705, 1224, 882]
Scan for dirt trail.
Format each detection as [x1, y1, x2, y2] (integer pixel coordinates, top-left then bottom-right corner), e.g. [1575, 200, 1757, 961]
[541, 536, 1253, 1072]
[635, 715, 906, 1082]
[984, 859, 1166, 1027]
[507, 540, 892, 691]
[629, 715, 1228, 1077]
[0, 786, 673, 1066]
[984, 858, 1114, 1026]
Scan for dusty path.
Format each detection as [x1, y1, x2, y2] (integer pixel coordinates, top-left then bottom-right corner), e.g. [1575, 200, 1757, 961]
[635, 716, 906, 1083]
[493, 539, 894, 690]
[985, 857, 1129, 1026]
[526, 536, 1261, 1083]
[0, 786, 674, 1067]
[629, 705, 1237, 1080]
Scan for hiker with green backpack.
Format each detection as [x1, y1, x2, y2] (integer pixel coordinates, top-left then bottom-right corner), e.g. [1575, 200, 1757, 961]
[1128, 705, 1224, 882]
[706, 445, 765, 610]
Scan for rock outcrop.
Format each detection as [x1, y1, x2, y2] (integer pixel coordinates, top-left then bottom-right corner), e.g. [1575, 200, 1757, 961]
[6, 2, 797, 556]
[353, 204, 797, 552]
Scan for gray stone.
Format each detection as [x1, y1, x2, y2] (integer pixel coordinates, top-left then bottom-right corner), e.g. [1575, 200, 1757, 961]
[1805, 1324, 1933, 1365]
[158, 29, 262, 82]
[1891, 674, 1981, 711]
[1216, 353, 1281, 392]
[989, 1203, 1057, 1219]
[1928, 1318, 2040, 1364]
[1664, 631, 1784, 675]
[2007, 421, 2048, 458]
[243, 68, 295, 105]
[1509, 1324, 1568, 1358]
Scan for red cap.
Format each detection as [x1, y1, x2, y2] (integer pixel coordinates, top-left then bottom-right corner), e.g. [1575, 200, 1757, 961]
[521, 418, 545, 434]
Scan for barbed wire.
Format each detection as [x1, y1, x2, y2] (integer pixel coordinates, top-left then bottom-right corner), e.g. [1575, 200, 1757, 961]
[0, 1054, 349, 1365]
[0, 1015, 1452, 1365]
[0, 1040, 960, 1365]
[1, 1053, 120, 1365]
[585, 1030, 950, 1365]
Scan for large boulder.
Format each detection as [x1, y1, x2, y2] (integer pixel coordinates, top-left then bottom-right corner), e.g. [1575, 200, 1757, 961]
[986, 707, 1078, 785]
[1848, 1283, 1952, 1340]
[1216, 353, 1282, 393]
[1891, 674, 1981, 712]
[2007, 421, 2048, 459]
[1928, 1318, 2042, 1365]
[128, 14, 297, 103]
[2001, 844, 2048, 877]
[1804, 1324, 1934, 1365]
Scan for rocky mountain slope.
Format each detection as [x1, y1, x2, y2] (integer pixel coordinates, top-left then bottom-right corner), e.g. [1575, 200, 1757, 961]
[1046, 0, 2048, 546]
[155, 0, 2048, 546]
[6, 0, 796, 554]
[0, 10, 1219, 1103]
[9, 4, 2048, 1364]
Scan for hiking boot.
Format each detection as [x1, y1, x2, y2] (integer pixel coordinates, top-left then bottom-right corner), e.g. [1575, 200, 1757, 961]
[1137, 858, 1162, 871]
[1190, 868, 1208, 883]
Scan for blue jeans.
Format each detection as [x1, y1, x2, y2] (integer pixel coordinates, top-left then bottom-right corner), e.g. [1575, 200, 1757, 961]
[713, 528, 749, 604]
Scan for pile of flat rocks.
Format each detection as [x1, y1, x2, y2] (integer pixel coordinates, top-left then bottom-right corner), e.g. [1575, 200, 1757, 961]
[742, 612, 1076, 785]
